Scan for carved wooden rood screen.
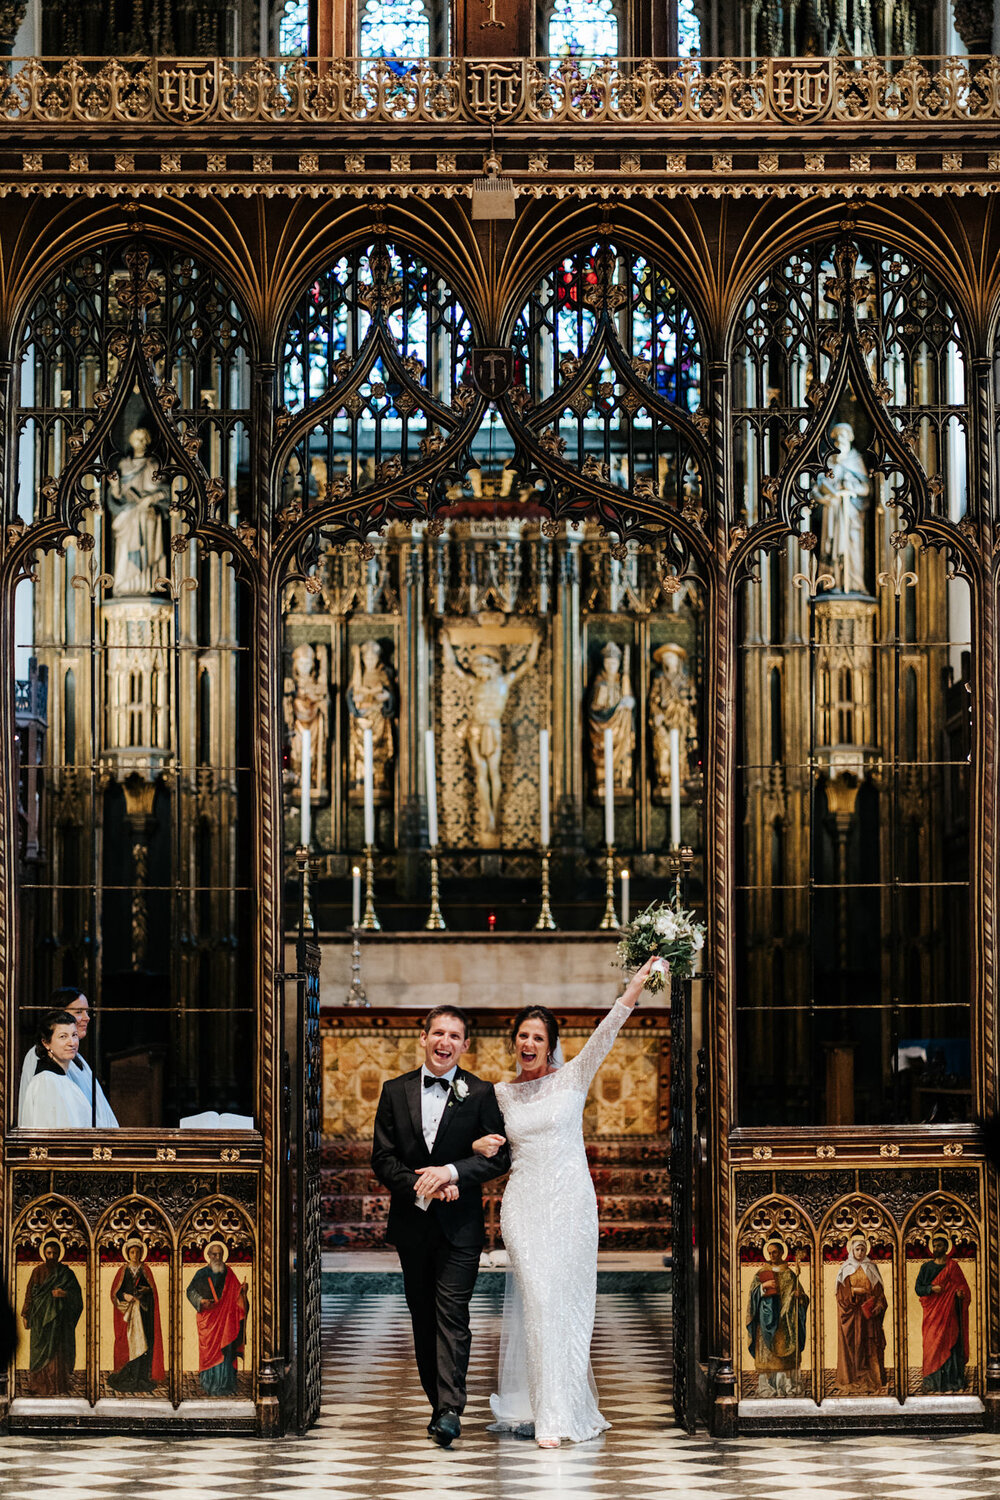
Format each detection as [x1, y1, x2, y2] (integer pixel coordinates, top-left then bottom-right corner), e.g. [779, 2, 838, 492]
[0, 40, 998, 1438]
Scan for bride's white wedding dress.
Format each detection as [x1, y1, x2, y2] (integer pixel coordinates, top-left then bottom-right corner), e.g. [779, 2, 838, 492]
[489, 999, 632, 1444]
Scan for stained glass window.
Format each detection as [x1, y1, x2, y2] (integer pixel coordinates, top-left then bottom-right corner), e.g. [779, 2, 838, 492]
[547, 0, 618, 58]
[359, 0, 431, 58]
[677, 0, 700, 56]
[277, 0, 308, 54]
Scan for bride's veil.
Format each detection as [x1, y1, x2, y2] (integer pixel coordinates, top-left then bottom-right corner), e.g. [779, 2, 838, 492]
[488, 1270, 533, 1433]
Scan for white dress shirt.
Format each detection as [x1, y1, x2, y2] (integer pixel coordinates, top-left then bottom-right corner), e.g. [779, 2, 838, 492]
[417, 1065, 460, 1208]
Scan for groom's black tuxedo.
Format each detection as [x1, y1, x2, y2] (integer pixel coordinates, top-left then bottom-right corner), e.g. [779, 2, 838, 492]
[372, 1066, 509, 1418]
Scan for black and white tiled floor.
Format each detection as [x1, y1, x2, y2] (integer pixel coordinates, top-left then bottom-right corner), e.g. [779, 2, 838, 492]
[2, 1290, 1000, 1498]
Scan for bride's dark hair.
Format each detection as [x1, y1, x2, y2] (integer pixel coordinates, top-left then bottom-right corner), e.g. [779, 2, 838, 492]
[509, 1005, 559, 1060]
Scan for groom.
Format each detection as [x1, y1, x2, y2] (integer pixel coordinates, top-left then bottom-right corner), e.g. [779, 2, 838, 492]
[372, 1005, 510, 1445]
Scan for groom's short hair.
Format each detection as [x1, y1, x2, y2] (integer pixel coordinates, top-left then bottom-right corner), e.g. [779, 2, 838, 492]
[422, 1004, 471, 1039]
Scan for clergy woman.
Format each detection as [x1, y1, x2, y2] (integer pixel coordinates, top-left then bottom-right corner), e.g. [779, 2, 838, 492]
[19, 1011, 93, 1130]
[835, 1235, 888, 1394]
[18, 988, 117, 1128]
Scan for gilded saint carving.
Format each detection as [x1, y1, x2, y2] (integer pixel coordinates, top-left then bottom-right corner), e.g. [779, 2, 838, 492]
[347, 640, 397, 797]
[283, 642, 329, 800]
[587, 641, 635, 797]
[442, 625, 541, 847]
[649, 643, 697, 804]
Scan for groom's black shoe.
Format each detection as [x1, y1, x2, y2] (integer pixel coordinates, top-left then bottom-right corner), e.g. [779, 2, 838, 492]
[426, 1410, 440, 1436]
[432, 1409, 461, 1446]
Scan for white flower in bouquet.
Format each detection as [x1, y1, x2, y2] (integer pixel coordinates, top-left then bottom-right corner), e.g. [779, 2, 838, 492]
[616, 898, 706, 992]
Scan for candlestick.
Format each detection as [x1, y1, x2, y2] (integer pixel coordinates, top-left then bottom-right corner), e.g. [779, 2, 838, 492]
[425, 728, 439, 848]
[621, 868, 630, 927]
[425, 846, 446, 930]
[351, 865, 361, 928]
[669, 727, 681, 848]
[362, 844, 381, 931]
[345, 924, 369, 1007]
[534, 846, 556, 930]
[299, 727, 311, 848]
[603, 727, 614, 847]
[539, 728, 550, 848]
[667, 844, 694, 906]
[363, 727, 375, 847]
[295, 843, 314, 935]
[598, 846, 619, 930]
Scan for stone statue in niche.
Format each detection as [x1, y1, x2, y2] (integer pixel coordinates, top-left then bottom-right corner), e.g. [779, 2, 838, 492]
[442, 628, 541, 847]
[347, 640, 397, 795]
[107, 427, 170, 596]
[284, 642, 329, 799]
[649, 642, 697, 803]
[587, 641, 635, 796]
[810, 422, 871, 594]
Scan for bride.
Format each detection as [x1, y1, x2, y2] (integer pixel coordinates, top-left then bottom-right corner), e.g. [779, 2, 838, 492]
[475, 956, 657, 1448]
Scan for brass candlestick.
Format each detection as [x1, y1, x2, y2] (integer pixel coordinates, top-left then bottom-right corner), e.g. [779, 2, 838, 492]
[534, 846, 557, 930]
[345, 925, 369, 1007]
[361, 844, 381, 931]
[425, 846, 446, 930]
[598, 845, 619, 930]
[667, 844, 694, 904]
[295, 843, 315, 935]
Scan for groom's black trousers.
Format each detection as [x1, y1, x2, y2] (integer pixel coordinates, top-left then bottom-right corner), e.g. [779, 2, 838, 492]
[398, 1221, 481, 1414]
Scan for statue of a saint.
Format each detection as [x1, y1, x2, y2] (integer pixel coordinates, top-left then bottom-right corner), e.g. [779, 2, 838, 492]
[442, 629, 541, 847]
[649, 642, 697, 802]
[107, 427, 170, 596]
[587, 641, 635, 796]
[283, 642, 329, 799]
[347, 640, 397, 794]
[811, 422, 871, 595]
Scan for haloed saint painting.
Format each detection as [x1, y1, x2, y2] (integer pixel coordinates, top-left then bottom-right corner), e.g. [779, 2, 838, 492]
[183, 1239, 251, 1398]
[16, 1237, 85, 1397]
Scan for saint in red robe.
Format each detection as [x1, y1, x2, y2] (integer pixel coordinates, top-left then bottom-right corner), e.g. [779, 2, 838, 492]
[915, 1254, 970, 1392]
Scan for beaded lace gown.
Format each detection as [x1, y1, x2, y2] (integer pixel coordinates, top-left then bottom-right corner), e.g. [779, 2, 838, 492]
[489, 999, 632, 1444]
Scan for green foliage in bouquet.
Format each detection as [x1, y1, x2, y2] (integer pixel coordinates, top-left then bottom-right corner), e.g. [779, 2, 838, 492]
[616, 900, 706, 992]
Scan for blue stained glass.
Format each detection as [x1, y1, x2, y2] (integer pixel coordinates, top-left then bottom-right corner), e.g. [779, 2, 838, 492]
[677, 0, 700, 56]
[547, 0, 618, 58]
[278, 0, 308, 55]
[360, 0, 430, 58]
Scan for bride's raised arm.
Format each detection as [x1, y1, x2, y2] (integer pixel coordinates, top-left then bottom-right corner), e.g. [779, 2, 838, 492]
[565, 956, 659, 1091]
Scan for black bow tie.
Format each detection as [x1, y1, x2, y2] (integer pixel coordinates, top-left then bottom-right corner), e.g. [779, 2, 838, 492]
[424, 1075, 451, 1091]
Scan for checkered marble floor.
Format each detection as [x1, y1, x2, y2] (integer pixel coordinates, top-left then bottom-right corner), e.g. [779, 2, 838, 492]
[2, 1290, 1000, 1499]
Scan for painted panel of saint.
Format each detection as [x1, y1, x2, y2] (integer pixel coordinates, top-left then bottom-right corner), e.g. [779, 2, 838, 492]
[741, 1237, 811, 1399]
[825, 1233, 893, 1397]
[15, 1237, 85, 1397]
[907, 1232, 976, 1395]
[183, 1239, 251, 1398]
[102, 1239, 167, 1396]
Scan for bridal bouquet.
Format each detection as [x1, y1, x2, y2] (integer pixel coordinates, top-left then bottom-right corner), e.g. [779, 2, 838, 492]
[617, 900, 706, 993]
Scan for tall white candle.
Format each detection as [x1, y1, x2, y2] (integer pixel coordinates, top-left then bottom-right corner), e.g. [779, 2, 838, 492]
[621, 869, 630, 926]
[669, 727, 681, 848]
[299, 727, 311, 847]
[603, 727, 614, 847]
[352, 865, 361, 927]
[363, 727, 375, 846]
[425, 728, 439, 847]
[539, 729, 550, 848]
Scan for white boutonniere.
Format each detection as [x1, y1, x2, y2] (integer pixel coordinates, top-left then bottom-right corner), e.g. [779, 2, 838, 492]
[450, 1077, 470, 1106]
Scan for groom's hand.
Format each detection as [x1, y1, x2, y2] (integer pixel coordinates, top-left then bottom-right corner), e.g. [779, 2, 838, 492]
[414, 1165, 456, 1198]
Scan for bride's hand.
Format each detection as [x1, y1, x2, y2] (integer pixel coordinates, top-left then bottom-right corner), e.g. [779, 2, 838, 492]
[472, 1133, 507, 1158]
[622, 955, 659, 1007]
